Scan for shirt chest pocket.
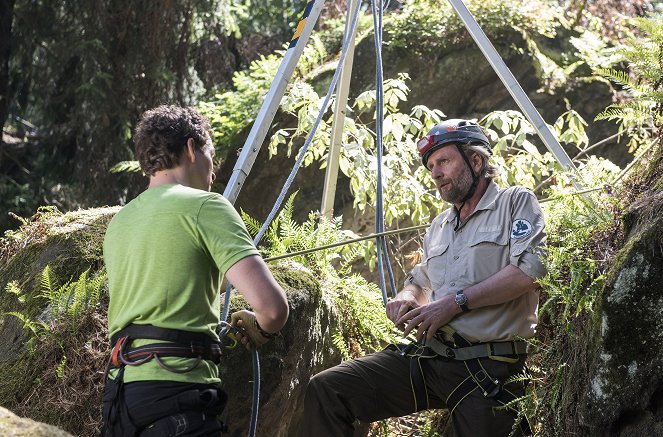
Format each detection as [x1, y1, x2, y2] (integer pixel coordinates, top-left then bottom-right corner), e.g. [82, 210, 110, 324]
[424, 242, 449, 289]
[468, 231, 509, 278]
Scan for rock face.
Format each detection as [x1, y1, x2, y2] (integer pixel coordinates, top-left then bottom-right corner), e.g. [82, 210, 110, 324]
[579, 171, 663, 435]
[0, 207, 118, 364]
[219, 262, 342, 436]
[0, 407, 73, 437]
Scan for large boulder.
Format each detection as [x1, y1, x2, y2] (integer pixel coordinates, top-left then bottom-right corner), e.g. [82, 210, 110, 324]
[0, 407, 74, 437]
[579, 153, 663, 436]
[220, 261, 342, 436]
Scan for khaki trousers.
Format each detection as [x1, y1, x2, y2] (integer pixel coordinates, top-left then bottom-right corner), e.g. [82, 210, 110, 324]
[302, 348, 526, 437]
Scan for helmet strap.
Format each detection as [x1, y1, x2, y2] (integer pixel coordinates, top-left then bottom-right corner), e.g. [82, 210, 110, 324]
[453, 143, 481, 231]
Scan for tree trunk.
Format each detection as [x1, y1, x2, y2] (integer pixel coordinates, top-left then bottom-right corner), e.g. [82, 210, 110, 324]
[0, 0, 15, 152]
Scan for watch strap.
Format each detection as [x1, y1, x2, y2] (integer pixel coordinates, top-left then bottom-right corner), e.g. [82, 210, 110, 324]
[456, 290, 470, 312]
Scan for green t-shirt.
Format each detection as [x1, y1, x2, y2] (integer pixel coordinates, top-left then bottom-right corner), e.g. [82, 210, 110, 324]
[103, 184, 259, 384]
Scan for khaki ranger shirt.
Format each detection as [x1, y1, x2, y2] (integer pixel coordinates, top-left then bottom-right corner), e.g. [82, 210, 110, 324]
[405, 181, 547, 343]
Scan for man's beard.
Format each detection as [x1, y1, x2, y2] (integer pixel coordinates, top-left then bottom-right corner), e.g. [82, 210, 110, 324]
[438, 166, 474, 204]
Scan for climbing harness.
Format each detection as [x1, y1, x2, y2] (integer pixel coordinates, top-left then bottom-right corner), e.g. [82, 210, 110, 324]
[396, 327, 532, 435]
[107, 324, 233, 374]
[103, 324, 237, 436]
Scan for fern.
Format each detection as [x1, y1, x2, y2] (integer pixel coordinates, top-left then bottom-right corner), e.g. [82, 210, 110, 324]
[242, 192, 395, 357]
[109, 160, 142, 174]
[6, 311, 48, 338]
[4, 281, 25, 303]
[595, 17, 663, 132]
[56, 356, 68, 380]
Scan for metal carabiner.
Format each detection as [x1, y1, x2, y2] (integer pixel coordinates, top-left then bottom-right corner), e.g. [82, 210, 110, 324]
[217, 321, 242, 350]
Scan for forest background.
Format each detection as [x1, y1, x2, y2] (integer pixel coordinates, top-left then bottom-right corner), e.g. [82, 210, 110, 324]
[1, 0, 663, 436]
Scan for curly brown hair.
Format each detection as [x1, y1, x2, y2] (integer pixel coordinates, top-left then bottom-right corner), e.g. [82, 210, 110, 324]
[133, 105, 213, 175]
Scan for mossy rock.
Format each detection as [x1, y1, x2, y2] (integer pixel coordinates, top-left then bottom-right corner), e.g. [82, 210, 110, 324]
[219, 260, 342, 436]
[579, 154, 663, 436]
[0, 406, 74, 437]
[0, 207, 118, 363]
[0, 205, 353, 437]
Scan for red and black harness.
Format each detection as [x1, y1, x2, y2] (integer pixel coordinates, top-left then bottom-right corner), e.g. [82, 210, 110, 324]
[107, 324, 227, 375]
[102, 324, 237, 436]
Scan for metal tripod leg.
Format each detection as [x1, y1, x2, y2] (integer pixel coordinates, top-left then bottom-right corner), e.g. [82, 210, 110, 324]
[447, 0, 583, 188]
[320, 0, 359, 218]
[223, 0, 327, 205]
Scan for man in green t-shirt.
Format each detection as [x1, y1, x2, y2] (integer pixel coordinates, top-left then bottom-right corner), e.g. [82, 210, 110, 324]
[102, 105, 289, 436]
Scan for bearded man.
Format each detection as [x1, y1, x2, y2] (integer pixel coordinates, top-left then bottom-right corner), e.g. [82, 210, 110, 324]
[301, 119, 546, 437]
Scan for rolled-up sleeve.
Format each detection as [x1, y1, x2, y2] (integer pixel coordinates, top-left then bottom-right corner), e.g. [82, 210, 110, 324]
[404, 230, 434, 290]
[404, 261, 432, 290]
[508, 188, 547, 280]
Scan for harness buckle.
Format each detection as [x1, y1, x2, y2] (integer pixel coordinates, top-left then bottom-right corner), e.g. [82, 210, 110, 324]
[483, 379, 502, 398]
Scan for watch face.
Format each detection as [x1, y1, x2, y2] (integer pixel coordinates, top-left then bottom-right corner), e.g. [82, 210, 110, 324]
[455, 292, 467, 305]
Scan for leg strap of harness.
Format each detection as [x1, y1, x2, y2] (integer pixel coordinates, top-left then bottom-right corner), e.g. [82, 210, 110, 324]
[446, 329, 532, 436]
[409, 356, 429, 412]
[390, 343, 436, 413]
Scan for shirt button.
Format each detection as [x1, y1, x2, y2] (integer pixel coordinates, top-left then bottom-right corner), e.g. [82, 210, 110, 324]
[453, 255, 459, 260]
[450, 282, 455, 286]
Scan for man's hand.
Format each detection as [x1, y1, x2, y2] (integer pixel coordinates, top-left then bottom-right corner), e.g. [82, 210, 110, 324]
[230, 310, 272, 350]
[386, 295, 420, 329]
[396, 294, 460, 342]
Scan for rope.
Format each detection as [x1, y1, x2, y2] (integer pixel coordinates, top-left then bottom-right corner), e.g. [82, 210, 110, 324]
[372, 0, 397, 305]
[261, 177, 639, 264]
[263, 224, 430, 262]
[217, 3, 362, 436]
[221, 0, 362, 322]
[249, 347, 260, 437]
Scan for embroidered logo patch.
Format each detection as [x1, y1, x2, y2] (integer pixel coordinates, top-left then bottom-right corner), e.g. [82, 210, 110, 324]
[511, 219, 533, 239]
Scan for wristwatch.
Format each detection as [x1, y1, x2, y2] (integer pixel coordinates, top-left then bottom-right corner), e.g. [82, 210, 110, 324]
[455, 290, 470, 312]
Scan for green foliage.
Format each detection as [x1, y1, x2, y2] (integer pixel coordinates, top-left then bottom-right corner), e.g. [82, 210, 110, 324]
[56, 356, 68, 381]
[198, 35, 329, 165]
[273, 73, 446, 229]
[388, 0, 559, 55]
[231, 0, 312, 40]
[7, 265, 107, 338]
[4, 1, 236, 226]
[329, 274, 397, 359]
[539, 195, 607, 319]
[241, 193, 396, 357]
[109, 161, 142, 174]
[595, 16, 663, 152]
[522, 157, 622, 435]
[268, 73, 603, 276]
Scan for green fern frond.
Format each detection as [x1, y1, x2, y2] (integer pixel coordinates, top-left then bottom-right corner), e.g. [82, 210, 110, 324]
[240, 209, 263, 238]
[110, 160, 142, 174]
[56, 356, 68, 380]
[38, 265, 58, 301]
[6, 311, 48, 337]
[331, 330, 351, 360]
[4, 281, 26, 303]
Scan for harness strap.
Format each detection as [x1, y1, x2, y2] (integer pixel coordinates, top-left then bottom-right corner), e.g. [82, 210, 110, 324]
[449, 330, 532, 436]
[111, 323, 216, 347]
[108, 324, 224, 375]
[119, 343, 222, 363]
[424, 337, 527, 362]
[409, 357, 429, 412]
[445, 375, 478, 415]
